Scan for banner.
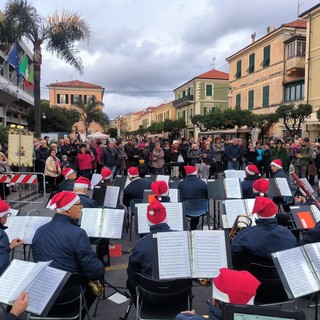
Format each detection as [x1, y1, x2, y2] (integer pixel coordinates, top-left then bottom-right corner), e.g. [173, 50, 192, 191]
[8, 130, 34, 167]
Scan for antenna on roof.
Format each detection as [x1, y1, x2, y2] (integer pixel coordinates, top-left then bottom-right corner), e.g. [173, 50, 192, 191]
[297, 0, 305, 17]
[211, 57, 216, 69]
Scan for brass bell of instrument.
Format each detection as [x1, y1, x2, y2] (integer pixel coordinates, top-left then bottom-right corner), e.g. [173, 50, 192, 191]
[89, 280, 104, 297]
[229, 214, 252, 240]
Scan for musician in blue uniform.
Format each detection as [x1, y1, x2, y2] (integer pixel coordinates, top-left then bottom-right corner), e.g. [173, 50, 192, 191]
[241, 165, 260, 198]
[151, 180, 170, 202]
[57, 167, 76, 192]
[231, 197, 297, 270]
[5, 291, 29, 320]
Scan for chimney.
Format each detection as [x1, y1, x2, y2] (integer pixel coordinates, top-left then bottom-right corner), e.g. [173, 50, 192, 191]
[251, 32, 256, 43]
[267, 25, 275, 34]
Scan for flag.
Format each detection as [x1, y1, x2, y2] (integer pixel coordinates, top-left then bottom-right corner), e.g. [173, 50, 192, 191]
[7, 44, 20, 80]
[26, 65, 34, 90]
[19, 54, 28, 77]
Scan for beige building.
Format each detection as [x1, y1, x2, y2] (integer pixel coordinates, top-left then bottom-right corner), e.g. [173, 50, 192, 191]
[120, 111, 144, 133]
[47, 80, 105, 135]
[140, 107, 156, 128]
[226, 20, 307, 138]
[173, 69, 229, 139]
[300, 4, 320, 140]
[152, 101, 175, 123]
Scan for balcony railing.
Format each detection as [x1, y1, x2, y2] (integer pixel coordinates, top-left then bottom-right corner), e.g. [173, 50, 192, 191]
[173, 94, 194, 108]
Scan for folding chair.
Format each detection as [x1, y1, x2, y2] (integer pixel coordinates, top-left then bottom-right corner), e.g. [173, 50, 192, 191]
[136, 273, 192, 320]
[129, 199, 143, 241]
[183, 199, 209, 230]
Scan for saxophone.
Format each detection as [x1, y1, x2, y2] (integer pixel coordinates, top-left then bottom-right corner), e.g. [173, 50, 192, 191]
[88, 280, 104, 297]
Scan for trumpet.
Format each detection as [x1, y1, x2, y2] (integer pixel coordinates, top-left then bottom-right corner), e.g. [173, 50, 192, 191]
[88, 280, 104, 297]
[229, 214, 252, 240]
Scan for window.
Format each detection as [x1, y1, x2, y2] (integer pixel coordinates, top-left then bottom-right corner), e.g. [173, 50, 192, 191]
[71, 94, 82, 103]
[263, 45, 270, 67]
[57, 94, 68, 104]
[286, 40, 306, 59]
[189, 109, 193, 119]
[248, 53, 255, 73]
[204, 107, 213, 115]
[236, 60, 242, 78]
[262, 85, 269, 107]
[284, 81, 304, 102]
[188, 87, 191, 96]
[183, 90, 186, 97]
[84, 95, 93, 104]
[248, 90, 254, 110]
[206, 84, 213, 96]
[235, 94, 241, 109]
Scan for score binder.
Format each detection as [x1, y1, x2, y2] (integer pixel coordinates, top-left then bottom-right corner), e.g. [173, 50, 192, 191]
[152, 230, 231, 280]
[207, 178, 242, 200]
[272, 242, 320, 298]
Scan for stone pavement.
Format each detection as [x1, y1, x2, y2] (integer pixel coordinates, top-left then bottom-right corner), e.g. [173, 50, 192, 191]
[0, 192, 317, 320]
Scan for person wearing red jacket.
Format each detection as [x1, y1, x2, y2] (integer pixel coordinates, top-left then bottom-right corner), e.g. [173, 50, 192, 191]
[77, 144, 95, 179]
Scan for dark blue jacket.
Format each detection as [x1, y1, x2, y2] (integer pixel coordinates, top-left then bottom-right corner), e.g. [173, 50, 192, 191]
[231, 218, 297, 270]
[0, 224, 10, 276]
[299, 221, 320, 245]
[32, 214, 104, 280]
[78, 193, 98, 208]
[241, 178, 256, 199]
[175, 301, 222, 320]
[127, 223, 171, 282]
[178, 175, 208, 201]
[57, 179, 75, 192]
[123, 178, 152, 207]
[226, 144, 242, 161]
[5, 313, 18, 320]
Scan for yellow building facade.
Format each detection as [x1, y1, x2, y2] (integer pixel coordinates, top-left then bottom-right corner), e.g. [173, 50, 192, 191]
[152, 101, 175, 123]
[47, 80, 105, 135]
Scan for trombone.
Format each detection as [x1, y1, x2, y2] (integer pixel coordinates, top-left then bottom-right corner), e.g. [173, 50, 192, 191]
[229, 214, 252, 240]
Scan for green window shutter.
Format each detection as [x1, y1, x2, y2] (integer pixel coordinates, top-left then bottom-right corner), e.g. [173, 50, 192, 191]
[206, 84, 213, 96]
[262, 85, 270, 107]
[263, 45, 270, 67]
[236, 94, 241, 109]
[249, 53, 255, 73]
[248, 90, 254, 110]
[236, 60, 242, 78]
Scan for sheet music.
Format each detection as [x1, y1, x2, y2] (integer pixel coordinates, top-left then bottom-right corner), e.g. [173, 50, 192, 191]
[91, 173, 102, 187]
[154, 231, 191, 279]
[156, 175, 170, 184]
[100, 209, 124, 239]
[224, 178, 242, 198]
[23, 217, 52, 244]
[275, 178, 292, 196]
[225, 170, 245, 181]
[311, 205, 320, 223]
[104, 186, 120, 208]
[80, 208, 102, 237]
[273, 248, 320, 298]
[191, 230, 228, 278]
[5, 216, 28, 242]
[304, 243, 320, 282]
[26, 266, 67, 315]
[224, 200, 247, 228]
[137, 203, 184, 234]
[300, 178, 315, 194]
[169, 189, 179, 202]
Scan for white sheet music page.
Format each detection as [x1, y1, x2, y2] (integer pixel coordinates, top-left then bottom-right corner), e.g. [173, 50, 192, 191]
[311, 205, 320, 223]
[23, 217, 52, 245]
[100, 209, 124, 239]
[26, 266, 67, 315]
[136, 204, 150, 234]
[5, 216, 28, 242]
[164, 203, 184, 231]
[224, 200, 247, 228]
[273, 247, 320, 298]
[155, 231, 191, 280]
[224, 170, 238, 179]
[224, 178, 242, 198]
[104, 186, 120, 208]
[91, 173, 102, 187]
[275, 178, 292, 196]
[169, 188, 179, 202]
[156, 175, 170, 184]
[80, 208, 102, 237]
[191, 230, 228, 278]
[304, 243, 320, 282]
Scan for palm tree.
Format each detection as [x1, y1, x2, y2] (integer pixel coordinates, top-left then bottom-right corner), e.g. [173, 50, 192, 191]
[0, 0, 90, 137]
[72, 96, 109, 137]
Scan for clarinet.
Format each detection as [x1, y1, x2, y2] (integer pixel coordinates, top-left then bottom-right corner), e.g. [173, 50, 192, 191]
[290, 171, 320, 210]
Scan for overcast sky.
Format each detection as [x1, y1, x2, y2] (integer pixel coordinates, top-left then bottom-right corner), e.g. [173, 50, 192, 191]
[2, 0, 319, 119]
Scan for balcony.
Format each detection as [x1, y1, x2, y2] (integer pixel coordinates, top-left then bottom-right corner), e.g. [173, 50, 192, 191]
[173, 94, 194, 109]
[285, 56, 305, 76]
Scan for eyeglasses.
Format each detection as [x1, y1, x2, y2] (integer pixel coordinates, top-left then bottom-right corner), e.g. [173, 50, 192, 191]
[6, 213, 11, 217]
[73, 203, 83, 207]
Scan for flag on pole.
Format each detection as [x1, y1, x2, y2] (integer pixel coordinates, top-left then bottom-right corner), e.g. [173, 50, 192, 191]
[7, 44, 20, 80]
[26, 65, 34, 90]
[19, 54, 28, 77]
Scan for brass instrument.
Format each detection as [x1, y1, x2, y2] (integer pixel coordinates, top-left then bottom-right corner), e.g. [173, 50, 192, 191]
[197, 278, 212, 287]
[229, 214, 252, 240]
[290, 171, 320, 210]
[88, 280, 104, 297]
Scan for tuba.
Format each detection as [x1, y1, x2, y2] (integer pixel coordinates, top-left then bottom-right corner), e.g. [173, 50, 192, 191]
[88, 280, 104, 297]
[229, 214, 252, 240]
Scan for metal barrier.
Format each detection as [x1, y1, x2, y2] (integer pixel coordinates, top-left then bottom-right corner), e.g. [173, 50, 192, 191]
[0, 172, 46, 204]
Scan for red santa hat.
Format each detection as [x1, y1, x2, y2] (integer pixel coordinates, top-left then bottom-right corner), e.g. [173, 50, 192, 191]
[74, 176, 91, 189]
[62, 168, 75, 179]
[0, 199, 11, 218]
[128, 166, 139, 178]
[245, 165, 260, 176]
[270, 159, 283, 169]
[49, 191, 80, 212]
[101, 168, 113, 180]
[252, 196, 278, 218]
[184, 166, 197, 176]
[253, 179, 269, 197]
[212, 268, 260, 305]
[151, 181, 169, 200]
[147, 198, 167, 225]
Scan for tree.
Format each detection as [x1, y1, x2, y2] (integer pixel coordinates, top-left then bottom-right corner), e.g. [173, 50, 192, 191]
[162, 119, 186, 139]
[276, 103, 312, 139]
[191, 114, 207, 132]
[72, 96, 109, 136]
[222, 109, 255, 129]
[253, 113, 280, 141]
[0, 0, 90, 137]
[0, 126, 8, 144]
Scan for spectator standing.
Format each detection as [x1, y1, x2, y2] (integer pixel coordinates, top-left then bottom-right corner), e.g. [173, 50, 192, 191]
[101, 141, 119, 178]
[35, 140, 50, 193]
[77, 144, 94, 179]
[61, 138, 78, 169]
[151, 143, 165, 175]
[226, 138, 242, 170]
[44, 149, 61, 192]
[212, 137, 225, 178]
[188, 143, 202, 166]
